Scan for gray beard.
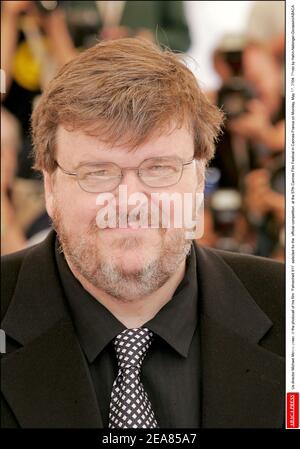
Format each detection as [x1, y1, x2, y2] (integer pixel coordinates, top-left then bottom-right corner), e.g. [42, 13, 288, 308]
[54, 212, 191, 302]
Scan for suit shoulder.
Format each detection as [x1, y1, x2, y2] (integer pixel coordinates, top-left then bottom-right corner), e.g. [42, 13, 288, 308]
[211, 248, 284, 283]
[212, 245, 285, 288]
[196, 246, 285, 355]
[205, 247, 284, 326]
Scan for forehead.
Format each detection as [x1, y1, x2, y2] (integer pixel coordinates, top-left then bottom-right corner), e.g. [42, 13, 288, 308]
[55, 124, 194, 167]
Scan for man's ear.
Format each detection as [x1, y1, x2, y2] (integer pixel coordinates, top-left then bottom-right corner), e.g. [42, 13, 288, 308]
[43, 170, 55, 219]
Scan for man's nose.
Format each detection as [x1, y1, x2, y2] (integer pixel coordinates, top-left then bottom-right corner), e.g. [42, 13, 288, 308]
[119, 168, 147, 198]
[116, 169, 151, 220]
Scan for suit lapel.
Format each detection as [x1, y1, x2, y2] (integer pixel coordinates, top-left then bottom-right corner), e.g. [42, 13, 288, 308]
[200, 315, 284, 428]
[2, 318, 102, 428]
[194, 244, 285, 428]
[1, 231, 103, 428]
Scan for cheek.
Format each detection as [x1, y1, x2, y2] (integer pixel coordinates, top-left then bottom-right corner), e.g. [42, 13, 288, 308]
[55, 187, 99, 232]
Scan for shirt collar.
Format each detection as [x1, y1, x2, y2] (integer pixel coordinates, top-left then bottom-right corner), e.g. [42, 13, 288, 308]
[55, 239, 198, 362]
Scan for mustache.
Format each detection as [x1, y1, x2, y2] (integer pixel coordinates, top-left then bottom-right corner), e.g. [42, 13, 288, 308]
[94, 201, 171, 229]
[89, 211, 168, 235]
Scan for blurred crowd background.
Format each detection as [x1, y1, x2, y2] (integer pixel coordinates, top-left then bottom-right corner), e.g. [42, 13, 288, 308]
[1, 0, 285, 260]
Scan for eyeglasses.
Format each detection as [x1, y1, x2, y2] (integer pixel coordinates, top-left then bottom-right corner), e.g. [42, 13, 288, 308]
[55, 157, 195, 193]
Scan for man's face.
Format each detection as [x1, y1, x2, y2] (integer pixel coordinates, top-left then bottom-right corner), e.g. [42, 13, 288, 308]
[44, 124, 204, 301]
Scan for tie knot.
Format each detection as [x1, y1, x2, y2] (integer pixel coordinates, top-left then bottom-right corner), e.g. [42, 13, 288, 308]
[113, 327, 154, 370]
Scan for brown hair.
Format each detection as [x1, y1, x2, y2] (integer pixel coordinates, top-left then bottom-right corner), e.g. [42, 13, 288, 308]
[31, 38, 223, 173]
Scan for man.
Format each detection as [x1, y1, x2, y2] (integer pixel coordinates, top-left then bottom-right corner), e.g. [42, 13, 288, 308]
[1, 38, 284, 428]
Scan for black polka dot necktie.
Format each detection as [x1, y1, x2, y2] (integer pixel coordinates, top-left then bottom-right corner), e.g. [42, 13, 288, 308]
[108, 327, 158, 428]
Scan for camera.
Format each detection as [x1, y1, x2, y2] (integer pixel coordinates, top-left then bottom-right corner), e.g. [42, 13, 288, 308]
[216, 35, 256, 119]
[217, 77, 256, 119]
[209, 189, 243, 252]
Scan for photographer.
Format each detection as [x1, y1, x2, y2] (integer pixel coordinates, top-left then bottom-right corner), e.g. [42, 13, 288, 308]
[1, 107, 25, 255]
[1, 1, 76, 95]
[1, 0, 76, 174]
[208, 36, 284, 257]
[212, 36, 284, 188]
[228, 43, 284, 156]
[244, 168, 284, 259]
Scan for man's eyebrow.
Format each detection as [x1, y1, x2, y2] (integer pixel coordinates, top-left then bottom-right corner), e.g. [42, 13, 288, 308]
[76, 153, 193, 164]
[71, 159, 112, 170]
[72, 153, 195, 171]
[75, 160, 106, 167]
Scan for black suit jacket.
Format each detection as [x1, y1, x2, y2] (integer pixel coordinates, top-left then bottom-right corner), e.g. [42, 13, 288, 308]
[1, 230, 285, 428]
